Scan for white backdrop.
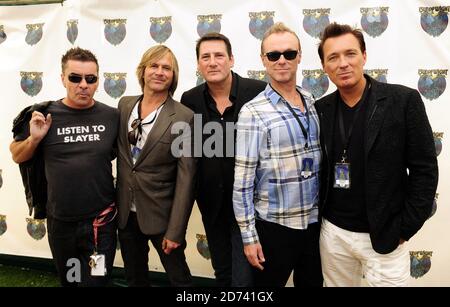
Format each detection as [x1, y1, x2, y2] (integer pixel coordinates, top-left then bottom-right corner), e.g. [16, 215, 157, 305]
[0, 0, 448, 286]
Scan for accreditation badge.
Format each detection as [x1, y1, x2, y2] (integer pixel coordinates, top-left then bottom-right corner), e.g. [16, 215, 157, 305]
[301, 157, 313, 178]
[334, 163, 350, 189]
[89, 253, 106, 276]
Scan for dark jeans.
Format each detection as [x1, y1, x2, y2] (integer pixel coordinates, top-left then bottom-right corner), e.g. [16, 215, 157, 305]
[47, 214, 117, 287]
[118, 212, 192, 287]
[202, 205, 253, 287]
[253, 219, 323, 287]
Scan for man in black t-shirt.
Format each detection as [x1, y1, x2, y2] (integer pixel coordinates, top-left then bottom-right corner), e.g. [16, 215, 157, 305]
[10, 47, 119, 287]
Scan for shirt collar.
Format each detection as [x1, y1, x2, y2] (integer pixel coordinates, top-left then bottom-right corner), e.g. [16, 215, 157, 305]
[264, 83, 314, 107]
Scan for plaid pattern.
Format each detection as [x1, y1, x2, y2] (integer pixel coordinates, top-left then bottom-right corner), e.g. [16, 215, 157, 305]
[233, 84, 321, 245]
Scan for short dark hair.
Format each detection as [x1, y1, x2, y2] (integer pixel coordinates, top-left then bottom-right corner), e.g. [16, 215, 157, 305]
[61, 47, 99, 73]
[195, 32, 232, 60]
[318, 22, 366, 63]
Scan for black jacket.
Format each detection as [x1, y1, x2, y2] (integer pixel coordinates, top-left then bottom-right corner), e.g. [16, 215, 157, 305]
[12, 101, 52, 219]
[315, 76, 438, 254]
[180, 72, 266, 224]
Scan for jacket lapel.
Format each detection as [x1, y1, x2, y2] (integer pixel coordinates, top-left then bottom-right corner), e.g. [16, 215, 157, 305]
[123, 95, 142, 164]
[364, 77, 388, 156]
[133, 96, 176, 167]
[320, 91, 337, 163]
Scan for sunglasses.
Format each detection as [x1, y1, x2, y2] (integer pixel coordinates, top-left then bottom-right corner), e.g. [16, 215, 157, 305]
[128, 118, 142, 146]
[68, 73, 98, 84]
[265, 50, 299, 62]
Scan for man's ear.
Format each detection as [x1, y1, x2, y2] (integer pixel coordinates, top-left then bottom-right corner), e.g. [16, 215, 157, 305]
[61, 73, 66, 88]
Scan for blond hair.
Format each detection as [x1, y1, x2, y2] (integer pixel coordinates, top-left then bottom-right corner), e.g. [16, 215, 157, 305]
[261, 22, 302, 55]
[136, 45, 179, 96]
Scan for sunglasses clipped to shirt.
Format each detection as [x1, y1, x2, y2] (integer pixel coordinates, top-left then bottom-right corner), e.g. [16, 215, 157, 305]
[68, 73, 98, 84]
[128, 118, 143, 146]
[264, 50, 299, 62]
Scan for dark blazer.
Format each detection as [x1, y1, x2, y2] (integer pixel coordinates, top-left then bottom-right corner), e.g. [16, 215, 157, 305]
[315, 76, 438, 254]
[180, 72, 266, 224]
[116, 95, 196, 243]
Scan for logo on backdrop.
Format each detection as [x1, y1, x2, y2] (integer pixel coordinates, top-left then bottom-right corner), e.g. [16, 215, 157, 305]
[197, 14, 222, 37]
[420, 6, 449, 37]
[150, 16, 172, 43]
[249, 11, 275, 40]
[247, 70, 269, 83]
[410, 251, 432, 279]
[0, 25, 6, 44]
[196, 234, 211, 260]
[20, 71, 43, 97]
[66, 19, 78, 44]
[104, 19, 126, 46]
[360, 7, 389, 38]
[25, 23, 44, 45]
[418, 69, 447, 100]
[302, 69, 329, 99]
[428, 193, 438, 220]
[196, 70, 204, 86]
[0, 215, 6, 237]
[26, 218, 46, 240]
[364, 69, 388, 83]
[433, 132, 443, 157]
[104, 72, 127, 99]
[302, 8, 330, 38]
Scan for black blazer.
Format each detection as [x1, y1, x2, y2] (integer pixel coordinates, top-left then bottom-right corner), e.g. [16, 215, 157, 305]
[180, 72, 266, 224]
[315, 76, 438, 254]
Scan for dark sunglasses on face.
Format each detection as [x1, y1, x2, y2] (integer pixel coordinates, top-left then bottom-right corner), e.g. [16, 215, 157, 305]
[265, 50, 299, 62]
[68, 73, 98, 84]
[128, 118, 142, 146]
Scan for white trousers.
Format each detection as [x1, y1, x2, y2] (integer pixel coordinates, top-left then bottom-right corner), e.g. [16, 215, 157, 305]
[320, 219, 409, 287]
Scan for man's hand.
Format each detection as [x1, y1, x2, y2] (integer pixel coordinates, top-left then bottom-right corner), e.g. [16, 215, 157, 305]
[162, 238, 180, 255]
[244, 243, 265, 270]
[10, 111, 52, 164]
[29, 111, 52, 143]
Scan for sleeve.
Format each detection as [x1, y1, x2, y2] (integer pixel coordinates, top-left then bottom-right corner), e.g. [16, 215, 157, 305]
[232, 104, 266, 245]
[400, 89, 439, 240]
[12, 107, 32, 141]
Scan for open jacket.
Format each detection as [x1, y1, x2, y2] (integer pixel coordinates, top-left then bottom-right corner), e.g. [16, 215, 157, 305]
[116, 95, 196, 243]
[180, 72, 266, 225]
[315, 76, 438, 254]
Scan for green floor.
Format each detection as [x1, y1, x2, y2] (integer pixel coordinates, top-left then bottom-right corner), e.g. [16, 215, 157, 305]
[0, 264, 60, 287]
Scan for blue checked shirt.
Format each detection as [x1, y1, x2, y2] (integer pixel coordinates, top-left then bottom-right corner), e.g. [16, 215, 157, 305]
[233, 84, 321, 245]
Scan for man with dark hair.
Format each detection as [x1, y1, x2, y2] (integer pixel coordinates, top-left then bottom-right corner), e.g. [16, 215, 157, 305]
[10, 47, 119, 287]
[116, 45, 195, 287]
[233, 23, 323, 287]
[181, 32, 266, 286]
[316, 22, 438, 286]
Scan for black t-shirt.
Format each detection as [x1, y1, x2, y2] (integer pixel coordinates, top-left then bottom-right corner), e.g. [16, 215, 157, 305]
[324, 85, 370, 232]
[42, 100, 119, 221]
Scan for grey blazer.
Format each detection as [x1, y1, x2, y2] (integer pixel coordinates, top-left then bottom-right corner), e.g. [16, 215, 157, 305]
[116, 95, 196, 243]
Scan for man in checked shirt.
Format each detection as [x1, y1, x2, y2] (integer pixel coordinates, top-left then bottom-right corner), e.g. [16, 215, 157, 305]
[233, 22, 323, 287]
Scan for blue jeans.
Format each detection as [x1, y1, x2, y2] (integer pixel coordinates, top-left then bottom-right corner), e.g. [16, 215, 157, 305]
[47, 213, 117, 287]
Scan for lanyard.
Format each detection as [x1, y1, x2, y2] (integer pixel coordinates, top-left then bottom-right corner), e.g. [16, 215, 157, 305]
[92, 204, 117, 253]
[271, 85, 310, 150]
[337, 81, 370, 162]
